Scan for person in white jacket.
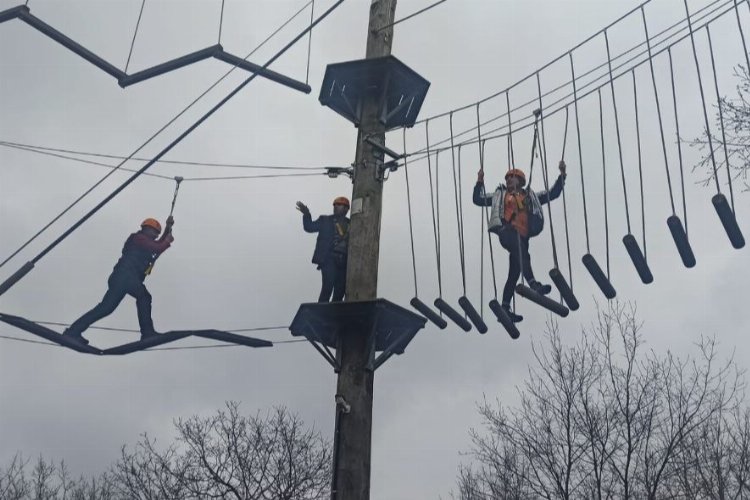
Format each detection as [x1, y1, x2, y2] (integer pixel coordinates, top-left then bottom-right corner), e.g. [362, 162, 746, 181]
[473, 162, 566, 322]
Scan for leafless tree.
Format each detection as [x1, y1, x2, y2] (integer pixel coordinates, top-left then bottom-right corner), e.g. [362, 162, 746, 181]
[691, 65, 750, 193]
[1, 403, 331, 500]
[457, 303, 748, 500]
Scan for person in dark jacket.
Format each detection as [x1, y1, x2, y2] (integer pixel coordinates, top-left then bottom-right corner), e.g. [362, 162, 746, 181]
[473, 162, 566, 322]
[63, 216, 175, 344]
[296, 197, 350, 302]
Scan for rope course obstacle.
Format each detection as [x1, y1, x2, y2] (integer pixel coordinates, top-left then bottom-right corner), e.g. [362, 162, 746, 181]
[0, 0, 347, 355]
[0, 3, 311, 93]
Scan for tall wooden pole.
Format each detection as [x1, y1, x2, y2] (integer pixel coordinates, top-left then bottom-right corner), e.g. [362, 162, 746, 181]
[333, 1, 396, 499]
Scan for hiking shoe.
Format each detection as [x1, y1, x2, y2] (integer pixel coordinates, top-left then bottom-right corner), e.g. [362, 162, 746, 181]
[140, 330, 161, 341]
[501, 304, 524, 323]
[530, 281, 552, 296]
[62, 329, 90, 345]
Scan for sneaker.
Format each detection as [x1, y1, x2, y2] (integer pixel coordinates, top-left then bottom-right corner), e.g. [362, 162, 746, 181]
[530, 281, 552, 296]
[501, 304, 524, 323]
[140, 330, 160, 341]
[62, 329, 90, 345]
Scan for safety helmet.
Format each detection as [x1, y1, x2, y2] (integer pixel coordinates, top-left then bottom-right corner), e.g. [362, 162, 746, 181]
[140, 218, 162, 232]
[504, 168, 526, 186]
[333, 196, 350, 207]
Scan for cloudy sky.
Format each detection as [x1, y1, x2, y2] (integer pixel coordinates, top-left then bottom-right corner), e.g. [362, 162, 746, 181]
[0, 0, 748, 498]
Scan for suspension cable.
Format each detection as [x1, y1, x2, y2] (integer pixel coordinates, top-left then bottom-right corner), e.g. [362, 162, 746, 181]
[598, 89, 612, 279]
[668, 47, 690, 237]
[425, 121, 443, 298]
[536, 74, 560, 271]
[632, 70, 648, 260]
[125, 0, 146, 74]
[0, 0, 320, 271]
[604, 30, 633, 235]
[477, 105, 498, 301]
[734, 0, 750, 74]
[683, 0, 722, 195]
[560, 107, 574, 290]
[449, 114, 467, 295]
[403, 128, 419, 297]
[505, 91, 515, 167]
[641, 6, 676, 218]
[569, 53, 591, 254]
[218, 0, 226, 44]
[306, 0, 315, 85]
[706, 25, 736, 212]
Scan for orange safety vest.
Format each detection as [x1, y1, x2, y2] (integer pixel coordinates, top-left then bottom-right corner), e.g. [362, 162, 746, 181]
[503, 191, 529, 237]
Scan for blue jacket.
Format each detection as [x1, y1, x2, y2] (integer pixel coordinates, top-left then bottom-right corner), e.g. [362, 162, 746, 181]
[303, 213, 350, 265]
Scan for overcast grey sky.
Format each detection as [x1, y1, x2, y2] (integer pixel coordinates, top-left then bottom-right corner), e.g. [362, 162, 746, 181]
[0, 0, 748, 498]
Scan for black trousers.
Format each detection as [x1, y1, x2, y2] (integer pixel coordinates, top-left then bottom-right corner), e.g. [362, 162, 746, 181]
[318, 256, 346, 303]
[497, 228, 536, 306]
[67, 272, 155, 335]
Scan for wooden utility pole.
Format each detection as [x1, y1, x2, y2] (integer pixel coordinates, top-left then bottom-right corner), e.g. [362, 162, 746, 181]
[333, 1, 397, 499]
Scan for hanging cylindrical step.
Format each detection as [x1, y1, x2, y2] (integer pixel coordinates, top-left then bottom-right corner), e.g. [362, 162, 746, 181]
[667, 215, 696, 268]
[410, 297, 447, 329]
[458, 296, 488, 334]
[489, 299, 520, 339]
[515, 284, 569, 317]
[434, 298, 472, 332]
[549, 268, 579, 311]
[712, 194, 745, 249]
[582, 253, 616, 299]
[622, 234, 653, 284]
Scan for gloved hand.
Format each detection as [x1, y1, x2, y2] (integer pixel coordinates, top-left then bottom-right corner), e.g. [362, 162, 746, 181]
[165, 232, 175, 243]
[166, 215, 175, 227]
[477, 170, 484, 183]
[559, 160, 567, 178]
[296, 201, 310, 215]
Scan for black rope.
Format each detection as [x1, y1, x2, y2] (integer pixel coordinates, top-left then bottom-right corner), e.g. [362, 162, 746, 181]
[598, 89, 612, 279]
[560, 107, 574, 291]
[306, 0, 315, 85]
[569, 53, 592, 254]
[641, 6, 677, 219]
[477, 105, 498, 301]
[734, 0, 750, 75]
[668, 48, 690, 237]
[373, 0, 448, 33]
[403, 128, 419, 297]
[218, 0, 226, 44]
[125, 0, 146, 74]
[535, 74, 560, 270]
[706, 25, 737, 212]
[604, 30, 633, 235]
[449, 114, 467, 295]
[683, 0, 723, 195]
[0, 140, 326, 171]
[0, 0, 321, 271]
[425, 122, 443, 298]
[9, 0, 346, 271]
[405, 0, 736, 159]
[632, 70, 647, 260]
[505, 91, 515, 167]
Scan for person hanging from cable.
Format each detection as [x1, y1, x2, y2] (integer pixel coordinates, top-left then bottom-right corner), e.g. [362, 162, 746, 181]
[62, 216, 175, 344]
[473, 162, 566, 322]
[296, 196, 350, 303]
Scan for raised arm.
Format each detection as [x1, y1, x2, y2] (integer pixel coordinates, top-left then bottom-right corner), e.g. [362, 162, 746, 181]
[537, 161, 567, 205]
[473, 170, 493, 207]
[297, 201, 321, 233]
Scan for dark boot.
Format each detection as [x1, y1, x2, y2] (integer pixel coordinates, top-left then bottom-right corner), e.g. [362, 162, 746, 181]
[530, 280, 552, 296]
[62, 328, 90, 345]
[140, 329, 160, 341]
[501, 303, 524, 323]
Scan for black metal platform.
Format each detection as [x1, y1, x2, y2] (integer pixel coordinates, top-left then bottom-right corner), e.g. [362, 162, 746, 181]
[289, 299, 426, 370]
[319, 55, 430, 130]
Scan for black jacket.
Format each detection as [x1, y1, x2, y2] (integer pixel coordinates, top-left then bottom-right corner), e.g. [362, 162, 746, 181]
[303, 214, 350, 265]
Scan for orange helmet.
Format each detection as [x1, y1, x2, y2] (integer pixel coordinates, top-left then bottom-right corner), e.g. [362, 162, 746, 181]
[141, 218, 162, 232]
[505, 168, 526, 186]
[333, 196, 350, 207]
